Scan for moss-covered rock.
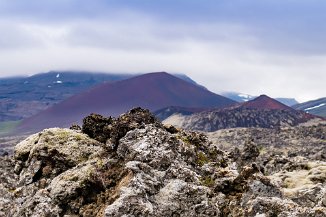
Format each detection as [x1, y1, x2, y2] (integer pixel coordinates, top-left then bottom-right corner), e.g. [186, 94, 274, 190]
[14, 128, 104, 185]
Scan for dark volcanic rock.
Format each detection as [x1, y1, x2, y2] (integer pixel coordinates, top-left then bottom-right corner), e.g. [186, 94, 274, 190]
[109, 107, 163, 144]
[69, 124, 82, 131]
[82, 113, 113, 143]
[82, 107, 163, 148]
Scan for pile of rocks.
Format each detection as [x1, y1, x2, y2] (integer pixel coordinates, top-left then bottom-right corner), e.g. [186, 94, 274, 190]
[0, 108, 325, 216]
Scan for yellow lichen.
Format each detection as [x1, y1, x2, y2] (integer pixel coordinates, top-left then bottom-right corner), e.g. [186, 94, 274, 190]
[197, 151, 209, 166]
[200, 176, 215, 187]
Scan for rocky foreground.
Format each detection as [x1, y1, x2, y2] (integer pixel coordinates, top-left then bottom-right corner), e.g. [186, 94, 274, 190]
[0, 108, 325, 216]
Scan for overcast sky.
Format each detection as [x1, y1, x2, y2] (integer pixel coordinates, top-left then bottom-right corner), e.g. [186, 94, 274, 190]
[0, 0, 325, 102]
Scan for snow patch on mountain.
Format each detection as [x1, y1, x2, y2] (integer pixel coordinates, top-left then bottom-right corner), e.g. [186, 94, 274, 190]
[238, 94, 254, 101]
[304, 103, 326, 111]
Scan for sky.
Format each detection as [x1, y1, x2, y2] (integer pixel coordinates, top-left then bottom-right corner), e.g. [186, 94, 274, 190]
[0, 0, 325, 102]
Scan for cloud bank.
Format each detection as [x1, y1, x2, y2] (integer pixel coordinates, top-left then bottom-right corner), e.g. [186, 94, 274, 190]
[0, 0, 325, 102]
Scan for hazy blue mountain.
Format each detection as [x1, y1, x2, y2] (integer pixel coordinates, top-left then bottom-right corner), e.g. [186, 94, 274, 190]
[292, 97, 326, 117]
[275, 98, 299, 107]
[0, 71, 134, 122]
[0, 71, 202, 123]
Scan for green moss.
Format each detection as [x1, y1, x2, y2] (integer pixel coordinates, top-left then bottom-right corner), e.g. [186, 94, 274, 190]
[218, 158, 228, 168]
[77, 155, 90, 163]
[69, 175, 79, 182]
[96, 159, 106, 168]
[200, 176, 215, 187]
[178, 132, 207, 148]
[177, 135, 191, 146]
[197, 151, 209, 166]
[8, 188, 16, 193]
[73, 133, 86, 141]
[57, 130, 70, 139]
[257, 145, 266, 154]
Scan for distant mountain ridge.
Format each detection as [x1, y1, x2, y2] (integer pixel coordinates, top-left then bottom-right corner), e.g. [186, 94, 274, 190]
[15, 72, 236, 134]
[241, 95, 293, 110]
[163, 95, 317, 132]
[292, 97, 326, 117]
[221, 92, 299, 106]
[0, 71, 201, 123]
[156, 95, 295, 121]
[0, 71, 134, 122]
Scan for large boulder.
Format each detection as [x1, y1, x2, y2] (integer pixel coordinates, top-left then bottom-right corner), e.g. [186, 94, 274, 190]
[14, 128, 104, 185]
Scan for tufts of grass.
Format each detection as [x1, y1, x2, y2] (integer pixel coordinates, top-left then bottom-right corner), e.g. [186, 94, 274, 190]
[200, 175, 215, 187]
[197, 151, 210, 166]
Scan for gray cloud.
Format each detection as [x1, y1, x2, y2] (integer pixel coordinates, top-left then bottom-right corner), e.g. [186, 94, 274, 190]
[0, 1, 325, 102]
[0, 21, 42, 49]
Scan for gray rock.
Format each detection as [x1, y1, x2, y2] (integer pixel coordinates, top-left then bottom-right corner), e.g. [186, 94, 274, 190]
[0, 110, 325, 216]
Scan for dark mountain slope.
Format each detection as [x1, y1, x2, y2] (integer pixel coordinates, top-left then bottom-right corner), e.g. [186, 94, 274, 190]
[0, 71, 201, 123]
[163, 95, 317, 132]
[16, 72, 236, 133]
[241, 95, 294, 110]
[157, 95, 295, 122]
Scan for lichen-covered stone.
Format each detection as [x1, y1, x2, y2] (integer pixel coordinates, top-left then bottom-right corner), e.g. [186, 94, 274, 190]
[14, 128, 104, 186]
[0, 109, 325, 216]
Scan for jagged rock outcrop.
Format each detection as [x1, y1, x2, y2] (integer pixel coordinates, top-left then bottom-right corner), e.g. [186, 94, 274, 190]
[82, 107, 163, 147]
[0, 108, 325, 216]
